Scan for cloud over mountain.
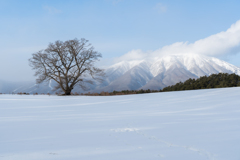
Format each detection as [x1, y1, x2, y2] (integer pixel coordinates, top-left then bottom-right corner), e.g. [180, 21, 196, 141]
[115, 20, 240, 63]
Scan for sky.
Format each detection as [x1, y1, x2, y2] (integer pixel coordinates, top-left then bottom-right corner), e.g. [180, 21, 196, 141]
[1, 0, 240, 82]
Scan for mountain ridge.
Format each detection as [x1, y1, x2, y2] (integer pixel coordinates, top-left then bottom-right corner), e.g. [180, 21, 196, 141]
[100, 54, 240, 92]
[1, 54, 240, 94]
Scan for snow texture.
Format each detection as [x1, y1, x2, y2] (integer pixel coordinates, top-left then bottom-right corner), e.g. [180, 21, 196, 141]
[1, 87, 240, 160]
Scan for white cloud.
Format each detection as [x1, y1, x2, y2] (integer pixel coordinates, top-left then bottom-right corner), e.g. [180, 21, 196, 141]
[114, 49, 147, 62]
[43, 5, 62, 14]
[154, 3, 167, 13]
[114, 20, 240, 62]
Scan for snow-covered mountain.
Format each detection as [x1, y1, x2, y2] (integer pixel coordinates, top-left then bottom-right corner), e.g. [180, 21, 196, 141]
[97, 54, 240, 92]
[1, 54, 240, 94]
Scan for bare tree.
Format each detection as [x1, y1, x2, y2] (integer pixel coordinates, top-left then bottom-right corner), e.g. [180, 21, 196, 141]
[29, 38, 104, 95]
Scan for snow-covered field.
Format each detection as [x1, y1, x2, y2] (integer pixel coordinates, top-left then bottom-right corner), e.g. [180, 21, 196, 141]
[1, 88, 240, 160]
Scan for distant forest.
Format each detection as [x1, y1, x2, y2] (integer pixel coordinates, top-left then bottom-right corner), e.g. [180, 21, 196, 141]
[83, 73, 240, 96]
[162, 73, 240, 92]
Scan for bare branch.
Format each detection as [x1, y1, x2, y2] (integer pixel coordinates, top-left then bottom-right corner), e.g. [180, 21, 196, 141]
[29, 38, 105, 95]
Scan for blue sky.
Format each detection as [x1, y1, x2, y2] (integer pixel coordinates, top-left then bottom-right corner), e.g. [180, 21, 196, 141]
[1, 0, 240, 81]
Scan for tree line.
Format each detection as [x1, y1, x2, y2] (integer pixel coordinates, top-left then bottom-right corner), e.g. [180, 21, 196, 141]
[162, 73, 240, 92]
[83, 73, 240, 96]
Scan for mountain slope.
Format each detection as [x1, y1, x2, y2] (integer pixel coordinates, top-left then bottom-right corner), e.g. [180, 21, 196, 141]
[96, 61, 153, 92]
[98, 54, 240, 92]
[1, 54, 240, 93]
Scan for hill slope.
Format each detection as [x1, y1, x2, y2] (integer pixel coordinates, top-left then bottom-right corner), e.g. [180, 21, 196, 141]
[1, 87, 240, 159]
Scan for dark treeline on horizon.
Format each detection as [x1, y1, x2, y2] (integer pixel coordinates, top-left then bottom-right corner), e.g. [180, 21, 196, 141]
[83, 73, 240, 96]
[162, 72, 240, 92]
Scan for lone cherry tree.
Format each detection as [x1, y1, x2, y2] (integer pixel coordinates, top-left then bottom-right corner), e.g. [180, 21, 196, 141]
[29, 38, 104, 95]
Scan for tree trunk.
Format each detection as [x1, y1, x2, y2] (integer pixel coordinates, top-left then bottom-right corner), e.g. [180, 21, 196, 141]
[64, 90, 72, 95]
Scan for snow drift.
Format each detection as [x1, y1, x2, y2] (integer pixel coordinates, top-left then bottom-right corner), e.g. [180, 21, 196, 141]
[1, 87, 240, 160]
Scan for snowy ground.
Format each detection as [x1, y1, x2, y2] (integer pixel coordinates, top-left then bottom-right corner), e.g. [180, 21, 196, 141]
[1, 88, 240, 160]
